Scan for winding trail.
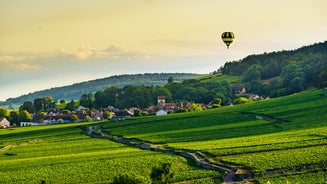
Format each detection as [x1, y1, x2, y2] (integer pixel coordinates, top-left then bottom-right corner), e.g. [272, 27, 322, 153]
[84, 125, 251, 183]
[0, 144, 16, 152]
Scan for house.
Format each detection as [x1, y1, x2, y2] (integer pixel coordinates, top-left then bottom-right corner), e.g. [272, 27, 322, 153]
[234, 86, 247, 94]
[180, 101, 191, 109]
[165, 103, 177, 112]
[76, 106, 87, 112]
[112, 110, 134, 120]
[147, 106, 160, 114]
[20, 122, 41, 127]
[156, 110, 168, 116]
[197, 103, 207, 110]
[0, 117, 10, 128]
[148, 96, 177, 114]
[249, 94, 260, 100]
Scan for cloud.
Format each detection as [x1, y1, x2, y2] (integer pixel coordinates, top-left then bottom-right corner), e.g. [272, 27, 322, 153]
[0, 45, 152, 74]
[0, 54, 37, 63]
[144, 39, 214, 47]
[9, 63, 41, 71]
[75, 46, 94, 60]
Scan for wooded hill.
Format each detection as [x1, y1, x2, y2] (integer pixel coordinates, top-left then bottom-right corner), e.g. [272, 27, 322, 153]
[219, 41, 327, 97]
[1, 73, 203, 106]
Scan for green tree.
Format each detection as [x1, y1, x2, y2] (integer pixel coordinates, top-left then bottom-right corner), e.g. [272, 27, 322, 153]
[269, 78, 281, 90]
[20, 101, 35, 113]
[167, 76, 174, 83]
[151, 86, 172, 105]
[35, 112, 47, 123]
[61, 110, 71, 115]
[9, 110, 20, 126]
[70, 114, 79, 123]
[60, 100, 66, 104]
[133, 108, 142, 117]
[290, 77, 304, 93]
[104, 86, 120, 107]
[84, 115, 92, 122]
[315, 65, 327, 88]
[117, 85, 151, 109]
[111, 174, 148, 184]
[188, 103, 202, 112]
[44, 96, 55, 109]
[102, 111, 111, 120]
[242, 64, 264, 82]
[94, 91, 106, 109]
[263, 61, 281, 79]
[234, 96, 252, 104]
[80, 93, 94, 109]
[58, 118, 64, 124]
[245, 80, 265, 94]
[19, 110, 32, 122]
[281, 63, 304, 86]
[65, 100, 76, 111]
[34, 98, 43, 112]
[0, 108, 10, 118]
[211, 98, 222, 108]
[151, 163, 174, 184]
[33, 96, 54, 112]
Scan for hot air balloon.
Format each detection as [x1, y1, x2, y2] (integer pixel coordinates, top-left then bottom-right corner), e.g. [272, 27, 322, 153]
[221, 32, 234, 49]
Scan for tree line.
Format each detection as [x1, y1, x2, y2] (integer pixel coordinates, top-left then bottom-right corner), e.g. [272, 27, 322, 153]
[1, 73, 203, 106]
[0, 77, 232, 126]
[77, 77, 232, 110]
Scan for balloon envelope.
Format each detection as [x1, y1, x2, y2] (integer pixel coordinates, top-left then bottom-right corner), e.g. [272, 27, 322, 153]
[221, 32, 234, 49]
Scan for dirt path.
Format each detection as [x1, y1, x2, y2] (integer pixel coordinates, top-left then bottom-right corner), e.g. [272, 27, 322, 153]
[0, 144, 16, 152]
[0, 139, 41, 152]
[84, 125, 251, 183]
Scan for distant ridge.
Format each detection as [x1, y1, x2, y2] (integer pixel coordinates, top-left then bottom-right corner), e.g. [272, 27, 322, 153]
[1, 73, 204, 106]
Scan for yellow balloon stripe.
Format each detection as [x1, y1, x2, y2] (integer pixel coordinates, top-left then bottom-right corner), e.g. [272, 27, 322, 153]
[221, 32, 235, 48]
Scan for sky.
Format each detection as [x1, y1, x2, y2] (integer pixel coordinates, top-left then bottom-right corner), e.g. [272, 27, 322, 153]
[1, 0, 327, 101]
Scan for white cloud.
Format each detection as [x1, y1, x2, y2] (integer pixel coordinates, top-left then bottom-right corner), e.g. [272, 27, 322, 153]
[75, 46, 94, 60]
[0, 45, 149, 64]
[144, 39, 213, 47]
[8, 63, 41, 71]
[0, 54, 37, 63]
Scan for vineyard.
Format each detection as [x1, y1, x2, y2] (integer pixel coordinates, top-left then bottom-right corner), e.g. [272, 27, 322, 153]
[0, 123, 218, 183]
[1, 89, 326, 183]
[101, 89, 327, 182]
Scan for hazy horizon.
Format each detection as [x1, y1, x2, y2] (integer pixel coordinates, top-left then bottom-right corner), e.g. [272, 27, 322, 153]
[1, 0, 327, 101]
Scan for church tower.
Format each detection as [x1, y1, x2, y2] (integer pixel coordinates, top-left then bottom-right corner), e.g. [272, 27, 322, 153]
[157, 96, 166, 109]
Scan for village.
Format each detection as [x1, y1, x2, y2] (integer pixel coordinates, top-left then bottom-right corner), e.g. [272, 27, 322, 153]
[0, 86, 262, 129]
[1, 96, 208, 128]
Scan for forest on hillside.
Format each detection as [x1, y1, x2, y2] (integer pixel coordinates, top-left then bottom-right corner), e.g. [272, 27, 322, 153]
[218, 41, 327, 97]
[1, 73, 203, 106]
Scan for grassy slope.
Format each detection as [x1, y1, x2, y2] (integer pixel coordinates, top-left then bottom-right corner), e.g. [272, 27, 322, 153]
[196, 74, 242, 83]
[102, 89, 327, 182]
[103, 89, 326, 141]
[1, 84, 326, 183]
[0, 123, 218, 184]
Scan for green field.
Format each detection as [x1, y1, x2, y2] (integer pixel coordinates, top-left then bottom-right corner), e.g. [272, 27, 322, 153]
[197, 74, 242, 84]
[101, 89, 327, 182]
[1, 89, 326, 183]
[0, 123, 218, 184]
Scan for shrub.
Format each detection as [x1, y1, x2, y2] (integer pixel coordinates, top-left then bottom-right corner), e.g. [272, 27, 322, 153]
[111, 174, 148, 184]
[84, 115, 92, 122]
